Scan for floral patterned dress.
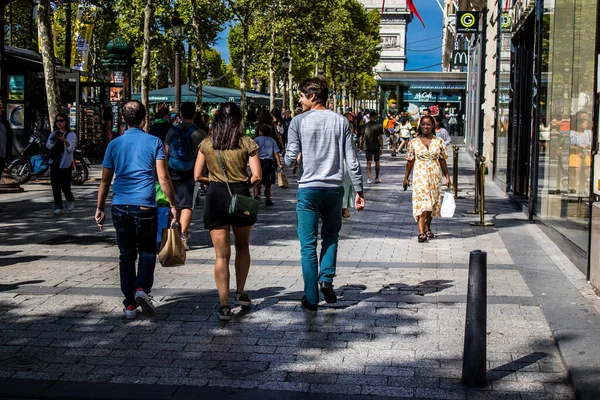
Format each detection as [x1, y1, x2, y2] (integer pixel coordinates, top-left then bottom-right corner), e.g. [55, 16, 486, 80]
[406, 137, 448, 221]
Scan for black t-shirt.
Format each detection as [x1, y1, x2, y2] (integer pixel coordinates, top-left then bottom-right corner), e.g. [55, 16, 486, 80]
[149, 120, 172, 143]
[363, 121, 383, 151]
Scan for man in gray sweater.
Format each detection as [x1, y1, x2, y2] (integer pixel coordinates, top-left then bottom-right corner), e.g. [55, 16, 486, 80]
[285, 77, 365, 311]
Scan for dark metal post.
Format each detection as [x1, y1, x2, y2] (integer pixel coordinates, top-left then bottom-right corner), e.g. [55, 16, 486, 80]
[452, 145, 465, 198]
[466, 152, 480, 214]
[174, 41, 182, 115]
[462, 250, 487, 387]
[471, 157, 494, 226]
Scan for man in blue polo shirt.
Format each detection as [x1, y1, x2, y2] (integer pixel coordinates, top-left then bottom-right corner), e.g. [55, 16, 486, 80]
[95, 100, 179, 319]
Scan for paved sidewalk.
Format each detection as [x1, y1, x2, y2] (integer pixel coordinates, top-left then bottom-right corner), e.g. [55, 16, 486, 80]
[0, 144, 598, 399]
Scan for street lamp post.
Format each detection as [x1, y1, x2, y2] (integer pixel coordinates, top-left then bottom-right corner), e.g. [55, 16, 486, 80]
[171, 11, 184, 115]
[252, 77, 259, 91]
[339, 78, 346, 112]
[281, 55, 290, 110]
[352, 82, 357, 112]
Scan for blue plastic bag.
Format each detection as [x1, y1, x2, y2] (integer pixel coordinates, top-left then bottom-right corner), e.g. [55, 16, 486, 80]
[30, 155, 48, 174]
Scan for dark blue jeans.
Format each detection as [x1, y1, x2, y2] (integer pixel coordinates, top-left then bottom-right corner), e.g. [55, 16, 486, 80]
[296, 188, 344, 304]
[111, 205, 158, 307]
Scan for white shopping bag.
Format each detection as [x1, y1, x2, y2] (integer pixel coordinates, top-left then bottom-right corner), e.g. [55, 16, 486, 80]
[440, 192, 456, 218]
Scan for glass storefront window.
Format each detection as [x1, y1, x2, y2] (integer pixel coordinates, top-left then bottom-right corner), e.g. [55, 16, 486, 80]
[534, 0, 597, 250]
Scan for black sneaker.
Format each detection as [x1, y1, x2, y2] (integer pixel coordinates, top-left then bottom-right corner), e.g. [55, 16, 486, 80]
[301, 296, 318, 311]
[218, 305, 232, 321]
[319, 281, 337, 303]
[266, 199, 274, 206]
[253, 196, 260, 201]
[235, 292, 251, 308]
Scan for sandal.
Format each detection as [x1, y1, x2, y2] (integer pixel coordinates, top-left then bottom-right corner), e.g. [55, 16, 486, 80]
[426, 230, 435, 238]
[418, 233, 428, 243]
[217, 305, 232, 321]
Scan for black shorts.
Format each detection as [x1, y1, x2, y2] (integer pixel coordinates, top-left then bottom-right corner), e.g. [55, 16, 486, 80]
[259, 158, 275, 186]
[203, 182, 256, 230]
[169, 168, 195, 209]
[172, 178, 195, 209]
[365, 150, 381, 162]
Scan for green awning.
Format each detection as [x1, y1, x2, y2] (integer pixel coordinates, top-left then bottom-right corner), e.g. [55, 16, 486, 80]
[132, 85, 274, 106]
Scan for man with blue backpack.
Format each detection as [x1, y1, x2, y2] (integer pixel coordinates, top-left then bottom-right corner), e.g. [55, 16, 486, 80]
[165, 102, 207, 250]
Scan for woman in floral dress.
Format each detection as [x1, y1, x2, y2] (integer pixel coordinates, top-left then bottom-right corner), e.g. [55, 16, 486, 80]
[403, 115, 451, 242]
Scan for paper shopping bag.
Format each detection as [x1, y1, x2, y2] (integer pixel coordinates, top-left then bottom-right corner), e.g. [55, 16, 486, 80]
[440, 192, 456, 218]
[277, 171, 289, 188]
[158, 221, 186, 267]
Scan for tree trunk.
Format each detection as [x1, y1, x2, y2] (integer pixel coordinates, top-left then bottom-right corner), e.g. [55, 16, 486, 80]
[269, 28, 275, 110]
[140, 0, 153, 131]
[191, 0, 203, 111]
[65, 0, 72, 67]
[38, 0, 62, 125]
[288, 44, 293, 111]
[240, 24, 248, 115]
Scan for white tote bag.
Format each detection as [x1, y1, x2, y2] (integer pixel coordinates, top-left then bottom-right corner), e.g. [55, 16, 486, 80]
[440, 192, 456, 218]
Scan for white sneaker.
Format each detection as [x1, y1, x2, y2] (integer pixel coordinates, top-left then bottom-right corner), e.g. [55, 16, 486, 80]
[367, 178, 373, 184]
[123, 305, 137, 319]
[52, 208, 62, 215]
[135, 289, 156, 317]
[374, 178, 381, 184]
[66, 201, 75, 211]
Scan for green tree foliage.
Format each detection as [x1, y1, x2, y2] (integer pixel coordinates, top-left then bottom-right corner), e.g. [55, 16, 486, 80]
[227, 0, 380, 110]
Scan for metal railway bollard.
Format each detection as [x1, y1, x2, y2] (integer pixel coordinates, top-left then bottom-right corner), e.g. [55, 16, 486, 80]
[465, 152, 480, 214]
[462, 250, 488, 387]
[470, 157, 494, 226]
[452, 146, 465, 199]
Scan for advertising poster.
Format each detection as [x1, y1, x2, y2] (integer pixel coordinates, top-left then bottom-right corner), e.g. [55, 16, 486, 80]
[7, 104, 24, 129]
[8, 75, 25, 101]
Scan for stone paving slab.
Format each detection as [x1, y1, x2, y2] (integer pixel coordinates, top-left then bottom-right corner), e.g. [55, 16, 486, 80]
[0, 145, 596, 399]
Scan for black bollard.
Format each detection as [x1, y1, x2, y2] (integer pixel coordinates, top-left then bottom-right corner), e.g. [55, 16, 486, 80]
[462, 250, 487, 387]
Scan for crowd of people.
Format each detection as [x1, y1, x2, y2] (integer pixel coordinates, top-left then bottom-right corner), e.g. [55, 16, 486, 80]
[93, 78, 452, 321]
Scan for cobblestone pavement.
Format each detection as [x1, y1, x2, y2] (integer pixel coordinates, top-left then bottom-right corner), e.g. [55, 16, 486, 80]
[0, 144, 596, 399]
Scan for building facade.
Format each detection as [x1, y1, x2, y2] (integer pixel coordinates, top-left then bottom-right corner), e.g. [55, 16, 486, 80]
[359, 0, 412, 72]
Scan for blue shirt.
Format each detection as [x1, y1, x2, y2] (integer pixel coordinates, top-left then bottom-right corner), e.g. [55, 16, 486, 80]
[102, 127, 165, 207]
[254, 135, 280, 160]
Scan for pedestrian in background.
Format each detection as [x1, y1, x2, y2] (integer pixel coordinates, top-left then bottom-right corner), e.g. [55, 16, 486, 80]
[148, 107, 172, 143]
[360, 111, 383, 184]
[165, 102, 207, 250]
[397, 112, 413, 154]
[434, 115, 452, 146]
[253, 123, 282, 206]
[96, 100, 179, 319]
[403, 115, 451, 243]
[194, 102, 262, 321]
[46, 113, 77, 216]
[0, 100, 12, 188]
[285, 77, 365, 311]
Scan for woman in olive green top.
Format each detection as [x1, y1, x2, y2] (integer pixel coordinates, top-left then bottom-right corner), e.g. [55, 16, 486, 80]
[194, 103, 262, 321]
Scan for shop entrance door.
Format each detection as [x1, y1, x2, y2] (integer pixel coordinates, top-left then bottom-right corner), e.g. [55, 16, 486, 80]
[509, 17, 535, 199]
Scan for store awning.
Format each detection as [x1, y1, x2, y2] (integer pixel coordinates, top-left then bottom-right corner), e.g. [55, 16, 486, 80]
[132, 85, 274, 106]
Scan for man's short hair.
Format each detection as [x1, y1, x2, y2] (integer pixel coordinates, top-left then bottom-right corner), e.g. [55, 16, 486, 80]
[369, 111, 377, 118]
[157, 107, 170, 119]
[181, 102, 195, 120]
[123, 101, 146, 126]
[298, 77, 328, 106]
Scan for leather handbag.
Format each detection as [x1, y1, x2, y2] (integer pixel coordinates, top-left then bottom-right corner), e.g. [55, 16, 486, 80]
[158, 221, 186, 267]
[217, 151, 259, 223]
